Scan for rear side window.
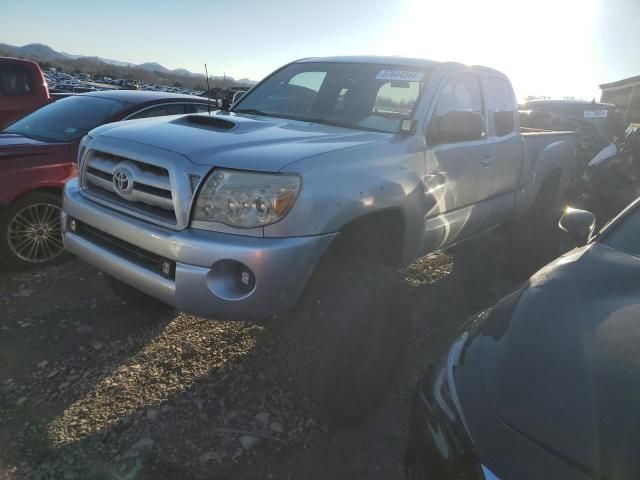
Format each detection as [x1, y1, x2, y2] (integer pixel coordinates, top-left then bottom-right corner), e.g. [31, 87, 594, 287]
[129, 103, 189, 119]
[488, 76, 516, 136]
[0, 64, 33, 96]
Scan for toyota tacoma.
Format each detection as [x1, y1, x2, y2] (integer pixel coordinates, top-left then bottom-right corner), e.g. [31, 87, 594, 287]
[61, 56, 576, 421]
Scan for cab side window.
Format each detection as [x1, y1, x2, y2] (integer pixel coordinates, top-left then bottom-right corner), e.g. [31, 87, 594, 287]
[428, 74, 485, 144]
[129, 103, 189, 119]
[488, 76, 516, 136]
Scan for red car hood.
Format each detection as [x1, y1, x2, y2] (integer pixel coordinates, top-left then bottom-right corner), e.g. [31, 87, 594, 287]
[0, 133, 76, 158]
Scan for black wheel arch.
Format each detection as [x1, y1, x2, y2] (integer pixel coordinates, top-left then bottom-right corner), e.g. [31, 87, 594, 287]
[6, 186, 64, 207]
[330, 207, 407, 267]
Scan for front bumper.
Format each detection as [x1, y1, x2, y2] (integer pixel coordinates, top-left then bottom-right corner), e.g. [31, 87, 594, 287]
[405, 363, 489, 480]
[405, 330, 501, 479]
[62, 178, 335, 320]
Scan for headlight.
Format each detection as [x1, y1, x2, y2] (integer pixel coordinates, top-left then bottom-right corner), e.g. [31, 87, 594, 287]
[192, 169, 301, 228]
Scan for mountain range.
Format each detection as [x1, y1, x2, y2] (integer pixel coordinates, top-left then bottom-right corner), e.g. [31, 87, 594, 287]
[0, 42, 256, 84]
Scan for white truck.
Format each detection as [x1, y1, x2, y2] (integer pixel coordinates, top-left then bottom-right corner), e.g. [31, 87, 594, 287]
[62, 56, 575, 422]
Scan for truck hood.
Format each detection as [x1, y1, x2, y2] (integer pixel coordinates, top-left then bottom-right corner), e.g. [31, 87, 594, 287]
[90, 112, 389, 172]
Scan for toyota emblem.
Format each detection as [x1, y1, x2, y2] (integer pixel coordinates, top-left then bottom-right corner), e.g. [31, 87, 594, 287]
[113, 168, 133, 196]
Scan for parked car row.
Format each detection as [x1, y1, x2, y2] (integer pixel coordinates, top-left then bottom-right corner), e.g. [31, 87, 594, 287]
[44, 69, 103, 94]
[44, 69, 206, 96]
[136, 81, 204, 96]
[0, 56, 232, 130]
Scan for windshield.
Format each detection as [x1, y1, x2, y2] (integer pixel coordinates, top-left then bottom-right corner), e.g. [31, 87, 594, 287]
[232, 62, 430, 133]
[5, 95, 128, 142]
[601, 205, 640, 257]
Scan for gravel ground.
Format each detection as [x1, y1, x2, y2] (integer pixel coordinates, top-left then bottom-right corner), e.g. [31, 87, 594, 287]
[0, 229, 551, 480]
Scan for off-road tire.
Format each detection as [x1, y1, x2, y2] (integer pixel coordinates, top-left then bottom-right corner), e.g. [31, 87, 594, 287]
[279, 254, 412, 425]
[105, 275, 174, 312]
[0, 192, 65, 268]
[404, 450, 429, 480]
[448, 230, 510, 305]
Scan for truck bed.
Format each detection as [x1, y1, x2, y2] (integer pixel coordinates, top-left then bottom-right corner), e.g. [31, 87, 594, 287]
[515, 128, 576, 217]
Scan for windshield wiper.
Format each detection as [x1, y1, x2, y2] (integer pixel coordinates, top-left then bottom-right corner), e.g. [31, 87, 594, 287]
[297, 117, 388, 133]
[233, 110, 390, 133]
[3, 129, 59, 143]
[233, 108, 270, 117]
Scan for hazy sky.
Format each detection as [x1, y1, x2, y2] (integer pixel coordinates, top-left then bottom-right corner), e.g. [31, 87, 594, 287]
[3, 0, 639, 100]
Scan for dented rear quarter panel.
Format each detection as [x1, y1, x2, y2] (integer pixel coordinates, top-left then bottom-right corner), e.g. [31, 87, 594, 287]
[516, 131, 577, 217]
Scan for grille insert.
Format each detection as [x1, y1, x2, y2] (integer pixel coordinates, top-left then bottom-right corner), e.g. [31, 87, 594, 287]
[82, 150, 177, 225]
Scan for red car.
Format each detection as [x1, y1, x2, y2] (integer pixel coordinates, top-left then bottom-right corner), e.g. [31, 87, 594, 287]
[0, 57, 51, 129]
[0, 90, 214, 266]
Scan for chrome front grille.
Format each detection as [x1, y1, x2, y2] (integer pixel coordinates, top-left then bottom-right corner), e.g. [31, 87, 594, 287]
[82, 150, 177, 225]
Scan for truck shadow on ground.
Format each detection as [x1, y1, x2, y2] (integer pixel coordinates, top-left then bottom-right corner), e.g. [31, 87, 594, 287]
[0, 263, 179, 478]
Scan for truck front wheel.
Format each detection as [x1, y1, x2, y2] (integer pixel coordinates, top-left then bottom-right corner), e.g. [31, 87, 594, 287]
[506, 178, 563, 279]
[280, 255, 411, 425]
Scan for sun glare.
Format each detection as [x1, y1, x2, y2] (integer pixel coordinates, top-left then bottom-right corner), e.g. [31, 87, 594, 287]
[375, 0, 601, 100]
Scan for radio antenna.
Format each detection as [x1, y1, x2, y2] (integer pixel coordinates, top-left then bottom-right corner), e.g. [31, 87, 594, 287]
[204, 63, 211, 115]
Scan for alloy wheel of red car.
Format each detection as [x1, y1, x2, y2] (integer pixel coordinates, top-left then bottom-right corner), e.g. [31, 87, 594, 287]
[7, 202, 64, 263]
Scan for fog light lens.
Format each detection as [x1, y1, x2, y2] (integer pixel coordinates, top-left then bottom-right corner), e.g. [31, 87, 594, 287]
[206, 260, 256, 300]
[159, 259, 175, 279]
[68, 218, 78, 233]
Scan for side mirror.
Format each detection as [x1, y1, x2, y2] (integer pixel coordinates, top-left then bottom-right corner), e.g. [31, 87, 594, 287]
[559, 208, 596, 245]
[232, 91, 246, 105]
[429, 111, 485, 145]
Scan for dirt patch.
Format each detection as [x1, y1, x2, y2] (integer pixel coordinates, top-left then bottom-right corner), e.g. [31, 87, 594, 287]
[0, 229, 552, 480]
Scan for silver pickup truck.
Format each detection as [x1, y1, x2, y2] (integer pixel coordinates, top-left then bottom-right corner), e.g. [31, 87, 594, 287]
[62, 56, 575, 421]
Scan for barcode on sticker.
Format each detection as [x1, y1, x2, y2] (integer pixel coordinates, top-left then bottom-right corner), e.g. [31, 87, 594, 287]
[584, 110, 608, 118]
[376, 70, 425, 82]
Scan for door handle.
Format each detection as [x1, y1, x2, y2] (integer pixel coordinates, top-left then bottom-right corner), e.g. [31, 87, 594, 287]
[480, 155, 494, 167]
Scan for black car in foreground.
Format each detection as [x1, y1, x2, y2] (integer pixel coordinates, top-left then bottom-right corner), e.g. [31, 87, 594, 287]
[406, 198, 640, 480]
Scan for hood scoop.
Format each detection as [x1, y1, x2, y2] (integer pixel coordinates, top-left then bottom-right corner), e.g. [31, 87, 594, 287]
[182, 115, 236, 131]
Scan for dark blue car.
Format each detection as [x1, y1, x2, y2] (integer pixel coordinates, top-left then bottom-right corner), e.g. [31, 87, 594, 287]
[406, 198, 640, 479]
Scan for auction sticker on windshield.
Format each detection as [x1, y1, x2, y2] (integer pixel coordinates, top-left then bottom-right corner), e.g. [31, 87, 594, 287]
[376, 70, 425, 81]
[584, 110, 608, 118]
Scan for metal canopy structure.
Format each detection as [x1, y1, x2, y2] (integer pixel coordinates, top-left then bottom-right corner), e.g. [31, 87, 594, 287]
[600, 75, 640, 124]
